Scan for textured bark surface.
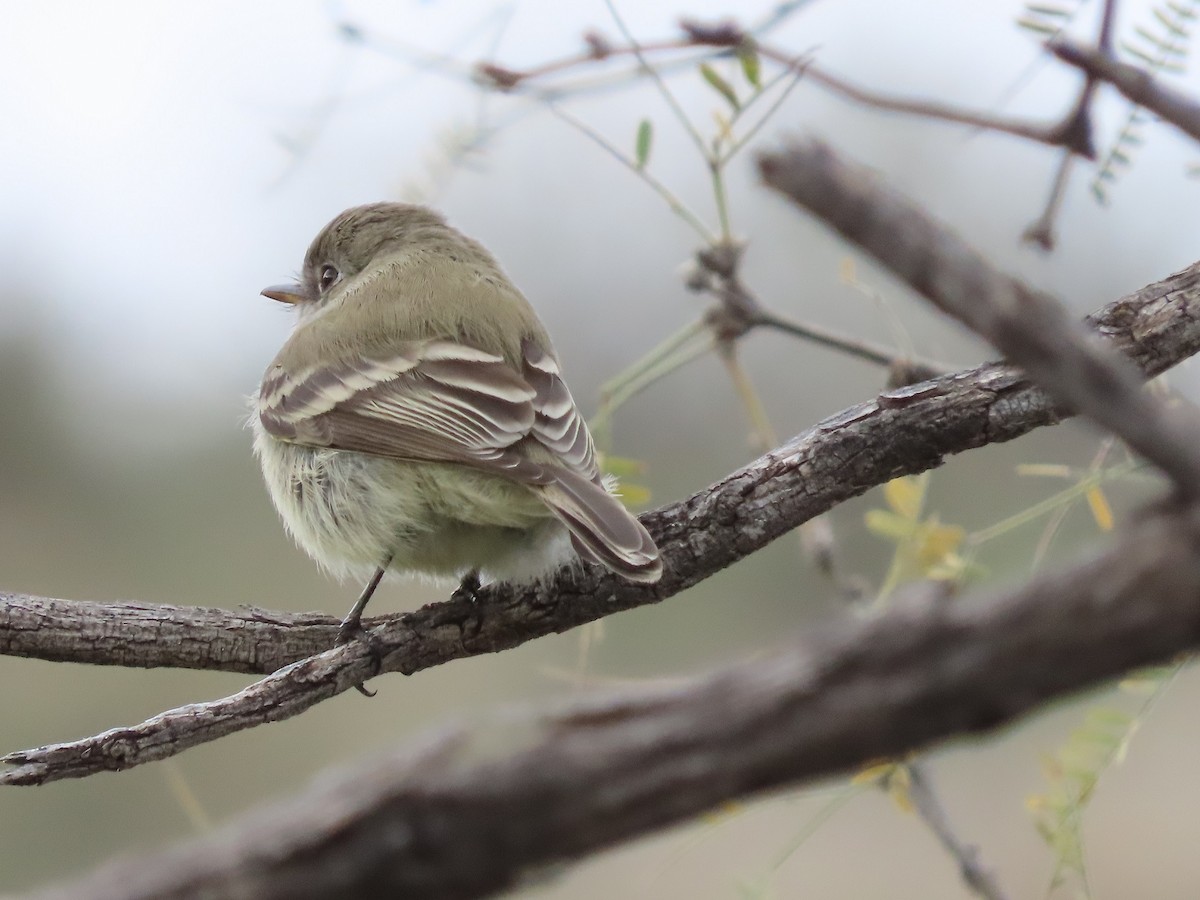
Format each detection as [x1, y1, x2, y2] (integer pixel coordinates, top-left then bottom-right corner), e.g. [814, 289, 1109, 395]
[4, 259, 1200, 786]
[3, 258, 1199, 679]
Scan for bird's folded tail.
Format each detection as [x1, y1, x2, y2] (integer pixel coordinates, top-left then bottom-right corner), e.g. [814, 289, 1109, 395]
[535, 467, 663, 583]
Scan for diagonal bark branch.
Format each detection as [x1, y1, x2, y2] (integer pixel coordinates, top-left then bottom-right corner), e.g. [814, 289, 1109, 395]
[25, 502, 1200, 900]
[4, 257, 1200, 785]
[4, 258, 1199, 676]
[10, 17, 1200, 898]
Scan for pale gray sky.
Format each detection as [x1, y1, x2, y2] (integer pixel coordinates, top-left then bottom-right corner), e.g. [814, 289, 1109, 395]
[4, 0, 1198, 443]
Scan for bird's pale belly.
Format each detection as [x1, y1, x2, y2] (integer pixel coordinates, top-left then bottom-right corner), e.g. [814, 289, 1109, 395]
[253, 425, 570, 585]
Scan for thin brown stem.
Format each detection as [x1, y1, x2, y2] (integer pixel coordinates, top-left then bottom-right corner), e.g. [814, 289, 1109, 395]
[908, 762, 1010, 900]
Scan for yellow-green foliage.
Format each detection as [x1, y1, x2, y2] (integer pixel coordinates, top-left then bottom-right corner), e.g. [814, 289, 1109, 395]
[1027, 664, 1182, 896]
[865, 473, 968, 602]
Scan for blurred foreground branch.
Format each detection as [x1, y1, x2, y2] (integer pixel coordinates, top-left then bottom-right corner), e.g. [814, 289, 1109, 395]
[9, 7, 1200, 896]
[27, 501, 1200, 900]
[759, 139, 1200, 497]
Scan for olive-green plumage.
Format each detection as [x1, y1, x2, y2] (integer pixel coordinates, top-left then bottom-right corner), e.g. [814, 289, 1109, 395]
[253, 203, 661, 613]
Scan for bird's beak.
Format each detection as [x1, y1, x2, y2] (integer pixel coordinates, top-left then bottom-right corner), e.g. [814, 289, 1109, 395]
[261, 283, 313, 305]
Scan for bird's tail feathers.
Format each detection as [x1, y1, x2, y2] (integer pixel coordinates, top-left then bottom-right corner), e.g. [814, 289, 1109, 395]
[536, 467, 662, 584]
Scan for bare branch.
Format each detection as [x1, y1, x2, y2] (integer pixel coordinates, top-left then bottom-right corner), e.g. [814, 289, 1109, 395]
[1051, 39, 1200, 143]
[794, 60, 1092, 155]
[7, 252, 1200, 681]
[1, 640, 380, 786]
[759, 139, 1200, 496]
[476, 18, 1095, 156]
[6, 257, 1200, 784]
[25, 503, 1200, 900]
[0, 599, 338, 674]
[908, 762, 1009, 900]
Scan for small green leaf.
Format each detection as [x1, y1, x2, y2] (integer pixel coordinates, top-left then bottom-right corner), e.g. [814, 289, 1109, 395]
[1154, 7, 1189, 36]
[1024, 4, 1072, 18]
[864, 509, 914, 541]
[699, 63, 740, 110]
[634, 119, 653, 170]
[737, 44, 761, 88]
[1121, 41, 1159, 65]
[1085, 707, 1134, 729]
[1016, 16, 1061, 36]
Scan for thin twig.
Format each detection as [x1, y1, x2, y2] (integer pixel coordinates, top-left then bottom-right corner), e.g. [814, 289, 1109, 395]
[717, 340, 779, 451]
[720, 55, 811, 163]
[1097, 0, 1119, 55]
[546, 102, 714, 241]
[602, 0, 710, 158]
[908, 762, 1010, 900]
[591, 318, 717, 447]
[752, 307, 949, 373]
[1023, 151, 1076, 250]
[474, 18, 1098, 157]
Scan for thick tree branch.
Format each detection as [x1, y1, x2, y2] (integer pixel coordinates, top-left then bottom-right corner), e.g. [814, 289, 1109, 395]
[5, 258, 1200, 676]
[26, 503, 1200, 900]
[11, 9, 1200, 896]
[4, 257, 1200, 785]
[0, 601, 338, 674]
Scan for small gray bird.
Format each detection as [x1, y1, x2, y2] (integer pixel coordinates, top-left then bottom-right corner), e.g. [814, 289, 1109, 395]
[253, 203, 662, 643]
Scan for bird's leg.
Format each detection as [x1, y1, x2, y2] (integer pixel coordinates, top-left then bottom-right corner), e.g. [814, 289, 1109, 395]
[451, 569, 481, 603]
[336, 555, 392, 646]
[449, 569, 485, 650]
[337, 554, 392, 698]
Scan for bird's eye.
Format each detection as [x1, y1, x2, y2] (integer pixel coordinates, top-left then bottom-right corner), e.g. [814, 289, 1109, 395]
[317, 264, 340, 292]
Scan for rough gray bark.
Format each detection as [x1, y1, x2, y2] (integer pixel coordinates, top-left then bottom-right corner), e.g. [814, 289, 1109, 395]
[4, 258, 1200, 786]
[3, 258, 1199, 678]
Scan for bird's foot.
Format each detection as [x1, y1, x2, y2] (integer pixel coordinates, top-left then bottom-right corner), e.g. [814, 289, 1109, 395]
[451, 570, 482, 604]
[335, 614, 383, 698]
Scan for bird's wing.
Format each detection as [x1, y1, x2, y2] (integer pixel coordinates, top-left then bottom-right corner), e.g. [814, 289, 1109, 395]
[519, 339, 659, 581]
[258, 338, 662, 582]
[258, 340, 538, 469]
[520, 339, 598, 479]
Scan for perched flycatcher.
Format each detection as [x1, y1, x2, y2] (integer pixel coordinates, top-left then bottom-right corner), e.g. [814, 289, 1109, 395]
[252, 203, 662, 641]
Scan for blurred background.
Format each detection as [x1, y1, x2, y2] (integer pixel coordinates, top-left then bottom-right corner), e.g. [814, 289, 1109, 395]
[4, 0, 1200, 896]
